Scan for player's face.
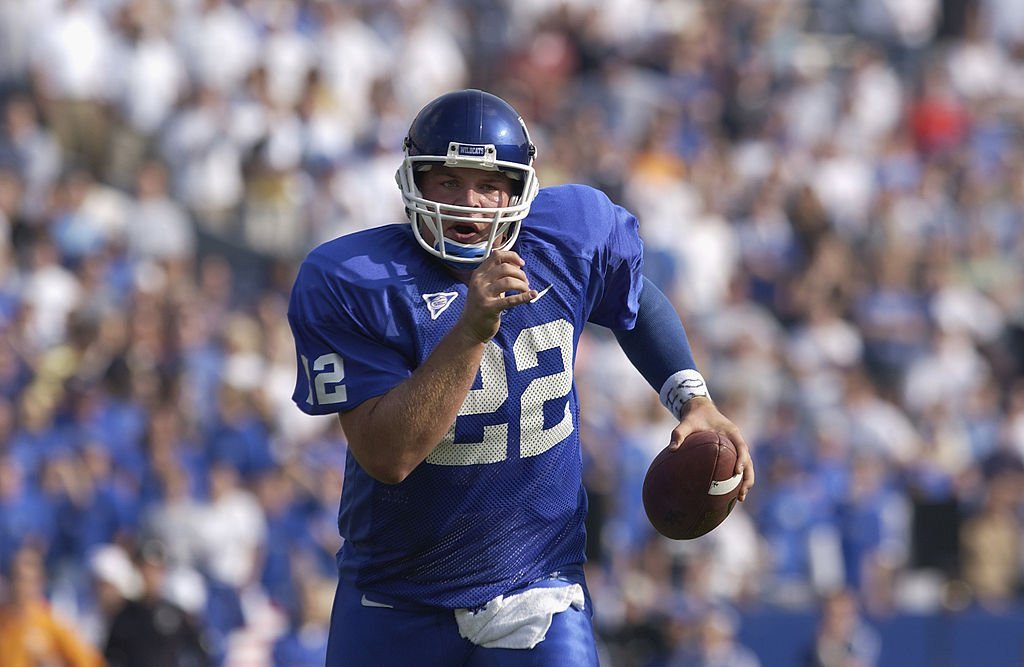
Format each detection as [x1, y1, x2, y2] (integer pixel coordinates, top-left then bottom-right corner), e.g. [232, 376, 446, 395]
[417, 166, 517, 246]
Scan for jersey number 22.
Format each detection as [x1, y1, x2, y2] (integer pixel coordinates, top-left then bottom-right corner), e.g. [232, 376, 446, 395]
[302, 318, 574, 467]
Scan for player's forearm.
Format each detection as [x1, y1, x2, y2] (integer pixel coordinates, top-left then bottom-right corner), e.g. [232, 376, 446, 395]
[613, 276, 698, 392]
[339, 322, 486, 484]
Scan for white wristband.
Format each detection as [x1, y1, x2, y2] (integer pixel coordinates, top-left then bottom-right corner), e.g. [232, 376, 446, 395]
[659, 369, 711, 420]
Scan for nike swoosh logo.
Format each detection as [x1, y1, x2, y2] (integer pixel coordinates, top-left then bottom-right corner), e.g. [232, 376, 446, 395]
[360, 594, 394, 609]
[708, 472, 742, 496]
[530, 285, 552, 303]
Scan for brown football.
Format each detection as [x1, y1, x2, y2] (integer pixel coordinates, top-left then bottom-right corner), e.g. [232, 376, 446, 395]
[642, 430, 742, 540]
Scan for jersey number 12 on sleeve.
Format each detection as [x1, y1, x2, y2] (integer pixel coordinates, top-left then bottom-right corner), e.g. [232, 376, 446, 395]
[301, 352, 348, 405]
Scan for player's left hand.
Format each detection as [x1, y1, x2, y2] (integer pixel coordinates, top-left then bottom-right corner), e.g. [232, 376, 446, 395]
[668, 397, 755, 502]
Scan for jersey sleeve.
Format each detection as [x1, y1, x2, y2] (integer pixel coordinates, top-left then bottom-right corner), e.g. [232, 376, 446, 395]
[584, 188, 644, 330]
[288, 254, 412, 416]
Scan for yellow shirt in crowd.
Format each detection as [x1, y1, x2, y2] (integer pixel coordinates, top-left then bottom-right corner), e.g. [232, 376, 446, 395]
[0, 600, 105, 667]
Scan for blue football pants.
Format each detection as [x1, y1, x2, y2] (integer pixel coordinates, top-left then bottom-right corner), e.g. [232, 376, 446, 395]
[324, 579, 600, 666]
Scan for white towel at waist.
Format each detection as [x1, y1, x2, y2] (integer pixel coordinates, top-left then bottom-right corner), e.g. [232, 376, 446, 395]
[454, 583, 586, 649]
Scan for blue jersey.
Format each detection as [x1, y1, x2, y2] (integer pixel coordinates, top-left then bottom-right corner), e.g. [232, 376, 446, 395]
[288, 184, 643, 609]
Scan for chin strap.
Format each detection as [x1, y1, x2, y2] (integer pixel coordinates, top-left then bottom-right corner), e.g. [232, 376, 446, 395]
[441, 238, 488, 262]
[435, 237, 489, 270]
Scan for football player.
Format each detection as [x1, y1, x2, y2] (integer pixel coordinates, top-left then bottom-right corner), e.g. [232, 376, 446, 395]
[288, 89, 754, 666]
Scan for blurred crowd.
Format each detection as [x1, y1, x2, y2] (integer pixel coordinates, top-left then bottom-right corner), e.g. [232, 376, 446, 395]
[0, 0, 1023, 666]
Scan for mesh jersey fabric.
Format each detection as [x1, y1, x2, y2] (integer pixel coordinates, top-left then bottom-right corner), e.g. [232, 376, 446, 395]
[287, 183, 643, 609]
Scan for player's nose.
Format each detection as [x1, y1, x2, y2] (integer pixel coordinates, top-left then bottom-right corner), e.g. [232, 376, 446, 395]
[459, 187, 489, 208]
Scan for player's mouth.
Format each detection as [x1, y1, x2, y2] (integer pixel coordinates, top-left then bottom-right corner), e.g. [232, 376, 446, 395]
[445, 223, 487, 244]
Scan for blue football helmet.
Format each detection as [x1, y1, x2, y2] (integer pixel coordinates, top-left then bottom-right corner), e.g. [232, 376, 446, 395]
[397, 89, 540, 266]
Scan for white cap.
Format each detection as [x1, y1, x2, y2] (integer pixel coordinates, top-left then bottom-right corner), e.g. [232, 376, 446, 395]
[90, 544, 143, 599]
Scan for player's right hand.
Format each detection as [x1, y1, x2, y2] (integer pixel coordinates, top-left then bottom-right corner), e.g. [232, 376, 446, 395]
[457, 250, 537, 343]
